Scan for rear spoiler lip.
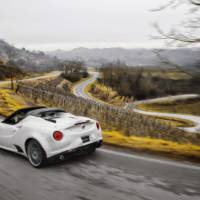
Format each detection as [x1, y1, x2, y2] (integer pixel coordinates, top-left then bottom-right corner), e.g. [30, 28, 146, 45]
[64, 120, 92, 130]
[45, 118, 56, 123]
[74, 120, 91, 126]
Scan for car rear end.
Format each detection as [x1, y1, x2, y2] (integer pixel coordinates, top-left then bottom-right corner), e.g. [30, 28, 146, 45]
[46, 114, 102, 159]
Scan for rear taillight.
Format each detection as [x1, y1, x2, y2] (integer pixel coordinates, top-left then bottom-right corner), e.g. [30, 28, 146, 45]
[96, 122, 100, 130]
[53, 131, 63, 141]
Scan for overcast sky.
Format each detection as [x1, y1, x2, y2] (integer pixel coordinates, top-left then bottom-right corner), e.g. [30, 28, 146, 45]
[0, 0, 187, 50]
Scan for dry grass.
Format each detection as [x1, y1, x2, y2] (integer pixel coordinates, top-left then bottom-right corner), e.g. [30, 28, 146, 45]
[25, 76, 73, 96]
[142, 69, 191, 80]
[103, 130, 200, 161]
[152, 116, 195, 128]
[0, 89, 29, 116]
[87, 82, 125, 106]
[138, 97, 200, 116]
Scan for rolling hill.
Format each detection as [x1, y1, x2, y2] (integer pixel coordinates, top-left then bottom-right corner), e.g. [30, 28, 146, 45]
[1, 39, 199, 72]
[48, 47, 200, 70]
[0, 39, 60, 72]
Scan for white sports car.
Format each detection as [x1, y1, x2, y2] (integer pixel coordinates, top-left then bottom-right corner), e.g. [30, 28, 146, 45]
[0, 107, 103, 168]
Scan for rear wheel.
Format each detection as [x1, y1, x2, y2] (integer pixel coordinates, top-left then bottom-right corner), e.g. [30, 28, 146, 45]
[26, 140, 47, 168]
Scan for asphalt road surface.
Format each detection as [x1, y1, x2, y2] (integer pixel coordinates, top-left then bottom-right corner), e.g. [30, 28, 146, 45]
[0, 146, 200, 200]
[73, 72, 99, 100]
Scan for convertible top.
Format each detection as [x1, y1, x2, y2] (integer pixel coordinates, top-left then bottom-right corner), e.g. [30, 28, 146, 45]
[27, 108, 65, 117]
[3, 107, 45, 122]
[14, 107, 46, 115]
[2, 107, 65, 124]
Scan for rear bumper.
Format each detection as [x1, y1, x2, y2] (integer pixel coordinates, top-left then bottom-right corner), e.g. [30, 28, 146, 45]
[49, 140, 103, 160]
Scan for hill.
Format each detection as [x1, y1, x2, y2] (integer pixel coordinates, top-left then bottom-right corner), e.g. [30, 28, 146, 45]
[1, 39, 199, 72]
[48, 47, 200, 69]
[0, 39, 60, 72]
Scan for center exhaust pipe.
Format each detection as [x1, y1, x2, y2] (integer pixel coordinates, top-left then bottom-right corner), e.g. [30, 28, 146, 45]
[59, 154, 65, 160]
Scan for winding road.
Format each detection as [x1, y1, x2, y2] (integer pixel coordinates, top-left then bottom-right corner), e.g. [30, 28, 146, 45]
[0, 71, 200, 200]
[132, 95, 200, 133]
[73, 72, 99, 99]
[0, 71, 61, 86]
[73, 72, 200, 133]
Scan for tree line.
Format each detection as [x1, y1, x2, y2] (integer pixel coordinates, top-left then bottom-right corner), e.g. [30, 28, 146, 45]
[98, 62, 200, 100]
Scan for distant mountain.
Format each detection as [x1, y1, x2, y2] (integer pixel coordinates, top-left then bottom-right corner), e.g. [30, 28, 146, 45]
[1, 39, 199, 71]
[48, 47, 200, 68]
[0, 39, 61, 72]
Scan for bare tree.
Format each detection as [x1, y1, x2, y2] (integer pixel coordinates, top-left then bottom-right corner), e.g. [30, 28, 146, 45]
[7, 60, 16, 90]
[153, 49, 200, 78]
[152, 0, 200, 45]
[62, 60, 84, 75]
[10, 71, 14, 90]
[152, 0, 200, 78]
[60, 60, 87, 82]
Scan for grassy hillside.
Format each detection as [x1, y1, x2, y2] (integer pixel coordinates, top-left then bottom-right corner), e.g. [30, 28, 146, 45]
[0, 60, 25, 80]
[0, 39, 61, 72]
[103, 131, 200, 162]
[23, 76, 73, 96]
[87, 81, 125, 106]
[0, 89, 29, 116]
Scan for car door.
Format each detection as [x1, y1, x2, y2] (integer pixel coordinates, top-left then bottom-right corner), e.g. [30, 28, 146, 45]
[0, 122, 19, 150]
[0, 111, 26, 151]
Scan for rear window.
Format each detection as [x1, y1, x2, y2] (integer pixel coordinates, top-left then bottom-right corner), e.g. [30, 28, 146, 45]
[39, 111, 65, 119]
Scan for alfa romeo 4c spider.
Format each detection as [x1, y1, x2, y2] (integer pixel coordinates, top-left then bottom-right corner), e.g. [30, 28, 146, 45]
[0, 107, 103, 168]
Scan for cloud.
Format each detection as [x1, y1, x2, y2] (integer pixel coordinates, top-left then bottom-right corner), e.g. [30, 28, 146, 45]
[0, 0, 186, 50]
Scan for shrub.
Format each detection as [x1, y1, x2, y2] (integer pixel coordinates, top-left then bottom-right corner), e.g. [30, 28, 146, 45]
[61, 73, 82, 82]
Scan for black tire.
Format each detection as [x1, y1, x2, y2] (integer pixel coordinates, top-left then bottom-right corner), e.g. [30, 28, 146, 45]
[26, 140, 47, 168]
